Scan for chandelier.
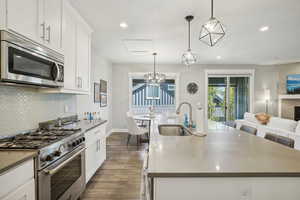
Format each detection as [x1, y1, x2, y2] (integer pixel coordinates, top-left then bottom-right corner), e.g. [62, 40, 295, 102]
[144, 53, 166, 85]
[199, 0, 225, 47]
[182, 15, 197, 66]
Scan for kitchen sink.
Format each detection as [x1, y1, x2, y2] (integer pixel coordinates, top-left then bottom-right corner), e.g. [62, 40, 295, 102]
[158, 124, 192, 136]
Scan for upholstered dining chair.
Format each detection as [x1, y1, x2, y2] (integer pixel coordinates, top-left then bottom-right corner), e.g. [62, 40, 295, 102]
[265, 133, 295, 148]
[126, 112, 148, 146]
[240, 125, 257, 136]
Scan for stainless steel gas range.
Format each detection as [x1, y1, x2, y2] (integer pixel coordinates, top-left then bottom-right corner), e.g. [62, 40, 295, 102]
[0, 126, 86, 200]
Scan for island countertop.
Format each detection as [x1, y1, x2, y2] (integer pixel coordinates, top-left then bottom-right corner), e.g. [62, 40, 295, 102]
[147, 116, 300, 177]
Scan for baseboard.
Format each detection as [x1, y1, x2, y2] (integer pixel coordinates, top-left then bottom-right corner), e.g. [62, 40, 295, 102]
[111, 128, 128, 133]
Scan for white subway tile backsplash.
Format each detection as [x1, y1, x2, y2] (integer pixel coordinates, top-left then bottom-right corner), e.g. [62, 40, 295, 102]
[0, 86, 77, 136]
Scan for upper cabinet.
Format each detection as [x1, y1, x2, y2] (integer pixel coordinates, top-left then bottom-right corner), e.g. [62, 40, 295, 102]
[43, 0, 92, 94]
[5, 0, 40, 42]
[76, 19, 91, 92]
[42, 0, 63, 51]
[2, 0, 62, 53]
[0, 0, 92, 95]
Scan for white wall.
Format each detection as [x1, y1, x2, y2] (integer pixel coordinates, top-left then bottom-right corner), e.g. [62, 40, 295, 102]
[77, 48, 113, 132]
[112, 63, 279, 129]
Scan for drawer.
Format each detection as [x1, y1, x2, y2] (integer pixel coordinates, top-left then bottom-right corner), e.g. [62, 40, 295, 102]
[2, 178, 35, 200]
[0, 159, 34, 198]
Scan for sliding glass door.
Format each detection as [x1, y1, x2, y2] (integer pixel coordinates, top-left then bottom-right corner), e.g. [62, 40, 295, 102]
[208, 76, 250, 123]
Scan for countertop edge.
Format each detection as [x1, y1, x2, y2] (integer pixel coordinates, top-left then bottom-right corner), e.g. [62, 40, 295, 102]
[147, 172, 300, 178]
[0, 151, 37, 175]
[83, 120, 108, 133]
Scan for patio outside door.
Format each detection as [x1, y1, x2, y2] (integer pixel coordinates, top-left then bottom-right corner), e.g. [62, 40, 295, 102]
[208, 76, 250, 124]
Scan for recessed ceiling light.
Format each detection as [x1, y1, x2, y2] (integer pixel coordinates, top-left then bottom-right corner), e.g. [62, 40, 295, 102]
[216, 56, 222, 60]
[120, 22, 128, 29]
[259, 26, 269, 32]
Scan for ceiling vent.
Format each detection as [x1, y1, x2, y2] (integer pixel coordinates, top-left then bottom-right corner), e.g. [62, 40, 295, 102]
[123, 39, 153, 56]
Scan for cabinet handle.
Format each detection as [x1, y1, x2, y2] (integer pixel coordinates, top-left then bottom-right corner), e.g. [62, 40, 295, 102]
[40, 22, 45, 40]
[77, 77, 81, 88]
[46, 25, 51, 43]
[98, 140, 101, 152]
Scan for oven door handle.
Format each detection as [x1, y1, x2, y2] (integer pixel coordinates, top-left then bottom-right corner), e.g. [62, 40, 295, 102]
[43, 147, 86, 175]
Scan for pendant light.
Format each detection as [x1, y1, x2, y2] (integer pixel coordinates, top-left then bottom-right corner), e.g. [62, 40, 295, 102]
[182, 15, 197, 66]
[199, 0, 225, 47]
[144, 53, 166, 85]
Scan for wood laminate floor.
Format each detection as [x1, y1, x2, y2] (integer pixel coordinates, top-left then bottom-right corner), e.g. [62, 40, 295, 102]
[82, 132, 147, 200]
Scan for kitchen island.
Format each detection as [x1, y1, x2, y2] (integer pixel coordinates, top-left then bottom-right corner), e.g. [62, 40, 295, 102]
[147, 116, 300, 200]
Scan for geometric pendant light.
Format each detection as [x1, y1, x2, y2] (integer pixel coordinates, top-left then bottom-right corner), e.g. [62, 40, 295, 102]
[199, 0, 225, 47]
[182, 15, 197, 66]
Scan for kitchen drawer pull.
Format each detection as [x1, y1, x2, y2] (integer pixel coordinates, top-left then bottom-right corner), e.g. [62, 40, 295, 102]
[40, 22, 45, 40]
[46, 25, 51, 43]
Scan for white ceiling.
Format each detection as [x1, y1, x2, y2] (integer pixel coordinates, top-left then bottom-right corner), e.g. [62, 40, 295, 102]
[70, 0, 300, 65]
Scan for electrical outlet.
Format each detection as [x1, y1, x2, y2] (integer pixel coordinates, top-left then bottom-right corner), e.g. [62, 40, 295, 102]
[241, 188, 252, 200]
[64, 105, 69, 113]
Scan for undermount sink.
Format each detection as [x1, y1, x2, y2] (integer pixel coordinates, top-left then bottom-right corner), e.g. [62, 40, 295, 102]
[158, 124, 191, 136]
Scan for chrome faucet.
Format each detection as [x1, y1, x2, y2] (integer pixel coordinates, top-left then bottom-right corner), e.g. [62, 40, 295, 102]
[176, 102, 193, 128]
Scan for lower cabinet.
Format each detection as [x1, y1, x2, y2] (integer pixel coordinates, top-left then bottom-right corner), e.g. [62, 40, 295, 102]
[2, 178, 35, 200]
[0, 159, 35, 200]
[85, 124, 107, 183]
[152, 177, 300, 200]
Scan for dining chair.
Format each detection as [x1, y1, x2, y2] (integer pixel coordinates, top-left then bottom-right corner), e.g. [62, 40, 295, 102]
[224, 121, 237, 129]
[126, 112, 148, 146]
[265, 133, 295, 148]
[240, 125, 257, 135]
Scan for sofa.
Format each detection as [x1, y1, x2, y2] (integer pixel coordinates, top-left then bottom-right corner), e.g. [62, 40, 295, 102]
[235, 112, 300, 150]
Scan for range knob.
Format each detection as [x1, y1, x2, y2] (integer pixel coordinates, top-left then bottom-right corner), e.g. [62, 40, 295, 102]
[53, 151, 61, 157]
[72, 141, 77, 147]
[45, 155, 54, 162]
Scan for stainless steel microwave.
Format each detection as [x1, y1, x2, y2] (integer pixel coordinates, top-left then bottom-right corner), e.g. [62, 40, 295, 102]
[0, 31, 64, 87]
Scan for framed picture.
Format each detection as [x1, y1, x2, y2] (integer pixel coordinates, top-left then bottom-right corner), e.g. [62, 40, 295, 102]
[100, 93, 107, 107]
[100, 79, 108, 107]
[94, 83, 100, 103]
[100, 79, 107, 93]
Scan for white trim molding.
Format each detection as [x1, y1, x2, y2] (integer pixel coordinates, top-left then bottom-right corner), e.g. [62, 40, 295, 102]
[204, 69, 255, 128]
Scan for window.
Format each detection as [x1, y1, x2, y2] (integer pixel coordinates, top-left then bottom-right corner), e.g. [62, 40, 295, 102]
[146, 85, 160, 99]
[131, 79, 176, 114]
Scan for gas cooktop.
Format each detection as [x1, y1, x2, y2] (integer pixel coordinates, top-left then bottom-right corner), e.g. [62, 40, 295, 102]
[0, 128, 81, 149]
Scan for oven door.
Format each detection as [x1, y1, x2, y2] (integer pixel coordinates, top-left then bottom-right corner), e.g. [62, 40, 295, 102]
[1, 41, 64, 87]
[38, 147, 86, 200]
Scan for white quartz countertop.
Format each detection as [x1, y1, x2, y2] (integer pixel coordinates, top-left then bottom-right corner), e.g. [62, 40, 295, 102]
[147, 116, 300, 177]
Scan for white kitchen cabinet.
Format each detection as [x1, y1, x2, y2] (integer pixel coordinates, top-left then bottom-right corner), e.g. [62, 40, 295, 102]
[85, 124, 107, 183]
[62, 0, 77, 91]
[2, 179, 35, 200]
[5, 0, 40, 42]
[0, 159, 35, 200]
[1, 0, 62, 53]
[42, 0, 63, 51]
[76, 20, 91, 92]
[152, 177, 300, 200]
[41, 0, 92, 94]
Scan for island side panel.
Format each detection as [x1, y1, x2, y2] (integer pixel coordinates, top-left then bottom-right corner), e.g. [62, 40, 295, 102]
[153, 177, 300, 200]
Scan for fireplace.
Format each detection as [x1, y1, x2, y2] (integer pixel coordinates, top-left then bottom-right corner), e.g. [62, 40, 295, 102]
[294, 106, 300, 121]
